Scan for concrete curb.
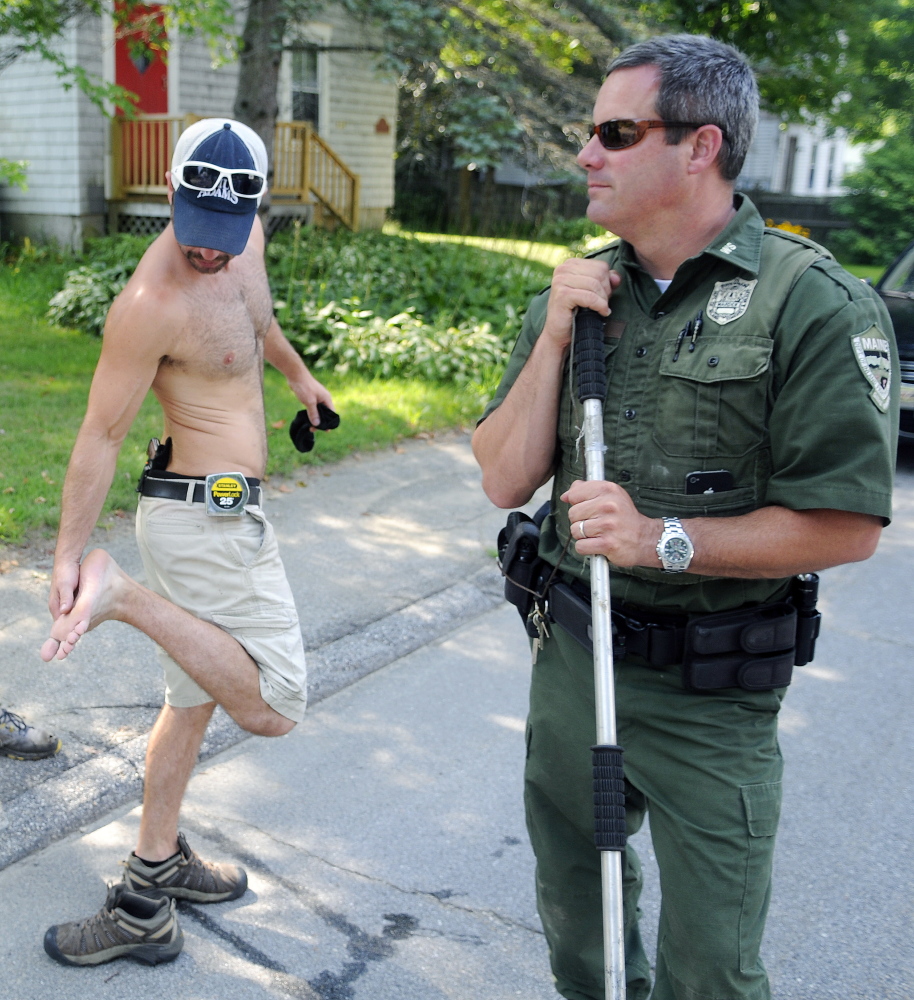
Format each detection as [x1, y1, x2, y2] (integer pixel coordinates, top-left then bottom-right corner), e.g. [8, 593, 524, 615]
[0, 568, 504, 871]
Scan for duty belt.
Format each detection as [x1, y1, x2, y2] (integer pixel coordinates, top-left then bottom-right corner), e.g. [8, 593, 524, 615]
[138, 474, 262, 508]
[497, 505, 819, 694]
[545, 578, 804, 693]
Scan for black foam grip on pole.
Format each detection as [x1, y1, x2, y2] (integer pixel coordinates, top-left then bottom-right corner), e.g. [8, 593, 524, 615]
[574, 308, 607, 403]
[592, 744, 626, 851]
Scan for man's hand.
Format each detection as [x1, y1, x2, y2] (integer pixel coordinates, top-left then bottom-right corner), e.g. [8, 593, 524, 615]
[49, 559, 82, 620]
[542, 258, 621, 351]
[289, 370, 334, 429]
[562, 480, 659, 568]
[563, 482, 884, 578]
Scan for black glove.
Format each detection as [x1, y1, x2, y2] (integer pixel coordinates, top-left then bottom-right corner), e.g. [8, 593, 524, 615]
[289, 403, 341, 453]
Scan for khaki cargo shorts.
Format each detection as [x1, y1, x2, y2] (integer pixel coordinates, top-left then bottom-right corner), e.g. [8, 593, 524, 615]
[135, 495, 307, 722]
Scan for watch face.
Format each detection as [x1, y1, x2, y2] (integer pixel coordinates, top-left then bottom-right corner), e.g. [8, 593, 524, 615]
[664, 537, 691, 565]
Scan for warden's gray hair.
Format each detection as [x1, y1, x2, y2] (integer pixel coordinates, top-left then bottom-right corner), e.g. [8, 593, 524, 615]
[607, 34, 758, 182]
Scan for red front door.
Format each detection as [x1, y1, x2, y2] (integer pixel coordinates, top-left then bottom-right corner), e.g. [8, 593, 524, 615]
[114, 2, 168, 114]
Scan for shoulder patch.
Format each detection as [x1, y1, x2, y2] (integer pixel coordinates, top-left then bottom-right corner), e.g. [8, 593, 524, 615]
[706, 277, 758, 324]
[851, 327, 892, 412]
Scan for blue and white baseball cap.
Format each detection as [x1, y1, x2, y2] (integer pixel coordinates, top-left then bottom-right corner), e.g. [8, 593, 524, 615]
[171, 118, 268, 256]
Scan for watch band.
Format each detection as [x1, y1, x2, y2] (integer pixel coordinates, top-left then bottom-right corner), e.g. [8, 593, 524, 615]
[656, 516, 694, 573]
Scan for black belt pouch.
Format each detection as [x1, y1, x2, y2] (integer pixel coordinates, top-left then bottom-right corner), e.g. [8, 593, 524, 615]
[683, 602, 797, 692]
[498, 508, 549, 636]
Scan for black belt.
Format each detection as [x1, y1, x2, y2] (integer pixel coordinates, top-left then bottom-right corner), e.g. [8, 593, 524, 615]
[139, 475, 262, 507]
[548, 580, 688, 667]
[546, 579, 798, 692]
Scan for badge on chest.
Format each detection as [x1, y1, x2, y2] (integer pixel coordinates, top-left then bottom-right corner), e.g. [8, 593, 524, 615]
[205, 472, 250, 516]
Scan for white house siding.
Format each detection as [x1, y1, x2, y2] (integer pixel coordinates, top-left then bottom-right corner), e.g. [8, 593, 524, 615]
[175, 4, 396, 228]
[0, 4, 395, 239]
[312, 7, 397, 228]
[0, 14, 107, 246]
[174, 28, 242, 118]
[738, 112, 862, 198]
[736, 113, 782, 192]
[778, 125, 863, 197]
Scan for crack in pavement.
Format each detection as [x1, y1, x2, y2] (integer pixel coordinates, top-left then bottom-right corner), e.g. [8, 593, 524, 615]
[185, 815, 542, 938]
[179, 837, 422, 1000]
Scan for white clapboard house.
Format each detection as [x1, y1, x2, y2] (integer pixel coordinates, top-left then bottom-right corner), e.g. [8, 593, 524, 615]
[738, 112, 864, 197]
[0, 4, 398, 246]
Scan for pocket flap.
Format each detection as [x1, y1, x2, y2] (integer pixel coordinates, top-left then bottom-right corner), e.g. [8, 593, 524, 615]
[741, 781, 782, 837]
[659, 337, 773, 383]
[212, 608, 299, 636]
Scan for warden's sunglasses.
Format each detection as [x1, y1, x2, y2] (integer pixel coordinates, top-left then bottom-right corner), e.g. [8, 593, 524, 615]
[589, 118, 728, 150]
[174, 161, 267, 198]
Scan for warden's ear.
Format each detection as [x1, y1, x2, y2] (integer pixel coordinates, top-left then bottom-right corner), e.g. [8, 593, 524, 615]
[687, 124, 725, 175]
[165, 172, 175, 204]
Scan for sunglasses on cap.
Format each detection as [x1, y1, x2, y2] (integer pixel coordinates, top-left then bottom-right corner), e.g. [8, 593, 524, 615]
[588, 119, 729, 151]
[173, 161, 267, 198]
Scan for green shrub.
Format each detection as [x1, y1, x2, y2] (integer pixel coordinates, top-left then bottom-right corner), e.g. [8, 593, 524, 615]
[268, 223, 549, 331]
[535, 215, 605, 250]
[46, 234, 153, 335]
[47, 263, 131, 335]
[45, 225, 551, 381]
[286, 298, 511, 382]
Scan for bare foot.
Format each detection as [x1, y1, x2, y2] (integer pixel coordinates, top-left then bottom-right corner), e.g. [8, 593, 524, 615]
[41, 549, 129, 662]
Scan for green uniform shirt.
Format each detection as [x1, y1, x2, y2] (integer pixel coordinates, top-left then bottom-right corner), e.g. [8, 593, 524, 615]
[481, 196, 899, 613]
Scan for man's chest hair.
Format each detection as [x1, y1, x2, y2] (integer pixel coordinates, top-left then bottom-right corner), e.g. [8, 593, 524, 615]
[167, 262, 273, 379]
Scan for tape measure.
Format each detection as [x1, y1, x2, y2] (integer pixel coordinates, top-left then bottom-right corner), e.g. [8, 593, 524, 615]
[205, 473, 250, 516]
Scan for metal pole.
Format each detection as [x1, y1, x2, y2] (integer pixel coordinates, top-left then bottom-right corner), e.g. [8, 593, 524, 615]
[574, 308, 627, 1000]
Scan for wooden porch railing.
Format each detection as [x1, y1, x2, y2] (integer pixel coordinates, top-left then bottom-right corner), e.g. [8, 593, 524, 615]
[110, 114, 198, 199]
[111, 116, 360, 231]
[272, 121, 360, 231]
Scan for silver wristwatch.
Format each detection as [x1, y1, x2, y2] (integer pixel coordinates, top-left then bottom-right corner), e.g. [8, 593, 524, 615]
[656, 517, 694, 573]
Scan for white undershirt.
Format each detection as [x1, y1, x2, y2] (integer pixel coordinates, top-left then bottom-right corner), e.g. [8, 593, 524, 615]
[655, 279, 672, 293]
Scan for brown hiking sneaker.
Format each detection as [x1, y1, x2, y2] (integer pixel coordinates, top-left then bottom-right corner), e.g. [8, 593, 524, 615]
[0, 706, 61, 760]
[44, 883, 183, 967]
[122, 832, 247, 902]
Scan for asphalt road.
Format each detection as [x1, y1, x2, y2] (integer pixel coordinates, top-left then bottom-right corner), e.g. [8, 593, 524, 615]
[0, 436, 911, 998]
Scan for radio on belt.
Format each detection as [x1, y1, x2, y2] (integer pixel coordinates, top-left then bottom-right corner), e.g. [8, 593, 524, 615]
[205, 472, 250, 516]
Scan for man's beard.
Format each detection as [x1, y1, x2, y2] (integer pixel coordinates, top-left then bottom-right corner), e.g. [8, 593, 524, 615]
[184, 249, 231, 274]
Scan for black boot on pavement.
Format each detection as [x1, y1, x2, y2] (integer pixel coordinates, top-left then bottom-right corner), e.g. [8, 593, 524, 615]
[0, 706, 61, 760]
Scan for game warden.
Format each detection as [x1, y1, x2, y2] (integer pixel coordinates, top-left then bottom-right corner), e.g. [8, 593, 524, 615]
[473, 34, 898, 1000]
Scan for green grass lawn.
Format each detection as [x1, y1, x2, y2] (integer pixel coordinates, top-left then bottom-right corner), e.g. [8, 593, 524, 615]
[393, 227, 887, 284]
[0, 256, 490, 546]
[385, 224, 614, 269]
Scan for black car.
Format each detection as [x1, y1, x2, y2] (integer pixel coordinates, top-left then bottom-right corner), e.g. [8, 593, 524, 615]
[875, 241, 914, 439]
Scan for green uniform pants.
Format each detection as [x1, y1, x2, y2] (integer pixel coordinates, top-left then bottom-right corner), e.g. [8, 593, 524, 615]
[525, 623, 785, 1000]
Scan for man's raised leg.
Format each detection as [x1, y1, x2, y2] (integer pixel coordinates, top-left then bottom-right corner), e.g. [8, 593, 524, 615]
[41, 549, 294, 738]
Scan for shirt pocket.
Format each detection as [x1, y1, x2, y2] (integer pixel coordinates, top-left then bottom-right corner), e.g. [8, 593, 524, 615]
[652, 336, 773, 459]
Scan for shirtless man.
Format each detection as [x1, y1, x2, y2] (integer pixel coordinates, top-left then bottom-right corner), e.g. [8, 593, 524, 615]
[41, 119, 332, 968]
